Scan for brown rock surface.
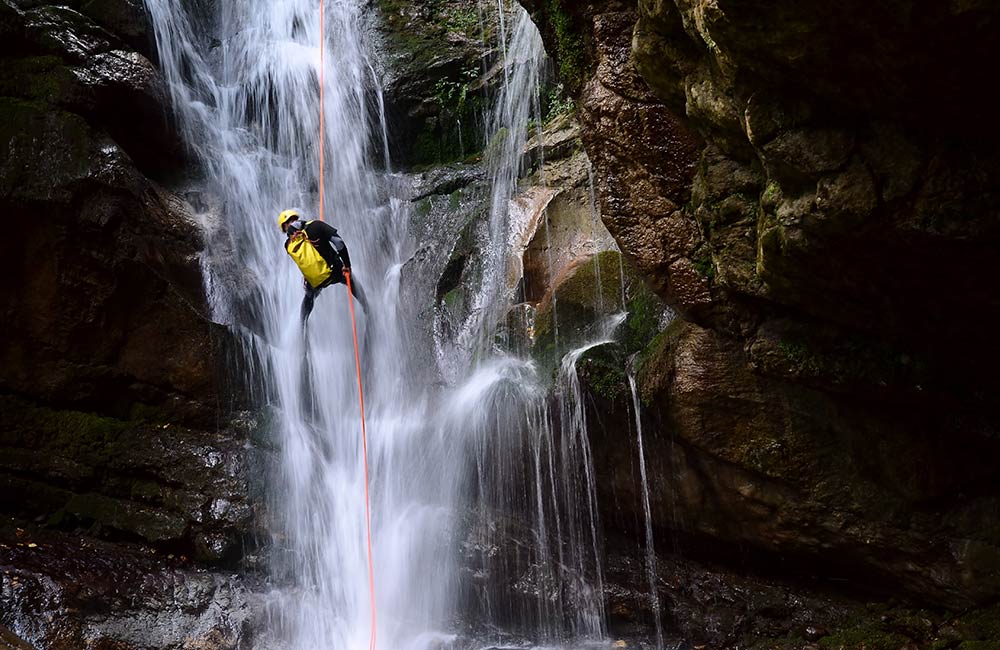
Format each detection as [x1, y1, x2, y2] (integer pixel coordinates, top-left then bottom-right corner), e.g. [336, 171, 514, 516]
[576, 10, 705, 312]
[0, 520, 264, 650]
[626, 322, 1000, 607]
[0, 1, 226, 424]
[522, 0, 1000, 609]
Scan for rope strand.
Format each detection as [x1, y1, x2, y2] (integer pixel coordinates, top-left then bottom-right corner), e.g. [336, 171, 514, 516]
[320, 4, 375, 647]
[345, 272, 377, 650]
[318, 0, 325, 221]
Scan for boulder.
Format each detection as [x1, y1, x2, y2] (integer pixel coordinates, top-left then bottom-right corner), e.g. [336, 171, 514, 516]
[622, 320, 1000, 608]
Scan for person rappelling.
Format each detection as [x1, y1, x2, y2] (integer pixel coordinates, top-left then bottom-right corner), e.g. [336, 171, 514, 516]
[278, 209, 369, 324]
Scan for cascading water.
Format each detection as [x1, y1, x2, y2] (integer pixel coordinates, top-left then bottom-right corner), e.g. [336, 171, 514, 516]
[629, 375, 664, 650]
[146, 2, 433, 647]
[146, 0, 618, 647]
[433, 7, 546, 378]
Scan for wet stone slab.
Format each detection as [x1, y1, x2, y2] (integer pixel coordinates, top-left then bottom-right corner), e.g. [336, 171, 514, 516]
[0, 520, 266, 650]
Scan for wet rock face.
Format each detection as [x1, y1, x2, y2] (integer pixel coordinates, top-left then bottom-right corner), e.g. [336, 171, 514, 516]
[524, 0, 1000, 610]
[0, 522, 264, 650]
[0, 396, 268, 564]
[0, 1, 222, 423]
[577, 10, 704, 310]
[627, 0, 1000, 376]
[374, 0, 494, 168]
[0, 1, 264, 633]
[627, 321, 1000, 608]
[602, 545, 861, 648]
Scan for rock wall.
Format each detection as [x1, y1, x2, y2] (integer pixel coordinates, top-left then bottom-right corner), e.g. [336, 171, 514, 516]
[0, 521, 264, 649]
[521, 0, 1000, 611]
[374, 0, 494, 168]
[0, 3, 266, 643]
[0, 0, 227, 424]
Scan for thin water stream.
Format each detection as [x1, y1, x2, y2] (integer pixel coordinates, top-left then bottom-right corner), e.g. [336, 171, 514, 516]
[629, 375, 664, 650]
[145, 0, 623, 647]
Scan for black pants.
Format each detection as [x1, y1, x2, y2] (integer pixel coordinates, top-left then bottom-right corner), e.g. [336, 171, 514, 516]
[301, 271, 369, 324]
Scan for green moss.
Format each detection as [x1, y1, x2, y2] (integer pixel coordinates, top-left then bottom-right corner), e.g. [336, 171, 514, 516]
[442, 287, 461, 307]
[755, 604, 1000, 650]
[410, 68, 483, 167]
[127, 402, 174, 425]
[411, 128, 444, 167]
[578, 344, 627, 402]
[543, 83, 575, 124]
[130, 479, 164, 503]
[748, 633, 808, 650]
[956, 603, 1000, 641]
[762, 180, 781, 205]
[445, 6, 479, 34]
[374, 1, 489, 167]
[692, 250, 717, 280]
[772, 330, 928, 390]
[817, 621, 912, 650]
[547, 0, 587, 91]
[415, 197, 433, 217]
[622, 285, 661, 356]
[777, 338, 826, 376]
[485, 126, 509, 157]
[0, 395, 130, 465]
[66, 492, 187, 542]
[534, 250, 625, 344]
[0, 56, 75, 104]
[634, 317, 688, 408]
[531, 252, 624, 370]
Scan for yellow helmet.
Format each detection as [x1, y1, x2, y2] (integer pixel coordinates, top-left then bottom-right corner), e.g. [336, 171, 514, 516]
[277, 209, 300, 231]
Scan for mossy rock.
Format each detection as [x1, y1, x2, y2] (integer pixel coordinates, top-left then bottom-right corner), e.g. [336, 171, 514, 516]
[576, 342, 628, 403]
[0, 55, 80, 105]
[807, 603, 1000, 650]
[533, 250, 623, 366]
[533, 250, 665, 369]
[66, 492, 187, 542]
[0, 394, 132, 467]
[817, 621, 914, 650]
[375, 0, 491, 168]
[530, 0, 588, 93]
[955, 603, 1000, 642]
[750, 319, 931, 393]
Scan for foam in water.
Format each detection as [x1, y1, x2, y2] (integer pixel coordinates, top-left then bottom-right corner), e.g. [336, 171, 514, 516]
[145, 0, 618, 647]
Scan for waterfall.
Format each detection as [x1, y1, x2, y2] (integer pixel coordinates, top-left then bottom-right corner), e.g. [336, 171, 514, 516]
[145, 0, 612, 647]
[433, 7, 546, 377]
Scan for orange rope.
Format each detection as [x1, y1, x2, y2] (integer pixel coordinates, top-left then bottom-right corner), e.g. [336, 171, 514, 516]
[320, 5, 375, 647]
[345, 271, 377, 650]
[318, 0, 325, 221]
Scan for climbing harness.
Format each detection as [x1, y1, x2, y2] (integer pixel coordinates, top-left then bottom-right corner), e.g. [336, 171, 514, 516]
[318, 4, 377, 648]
